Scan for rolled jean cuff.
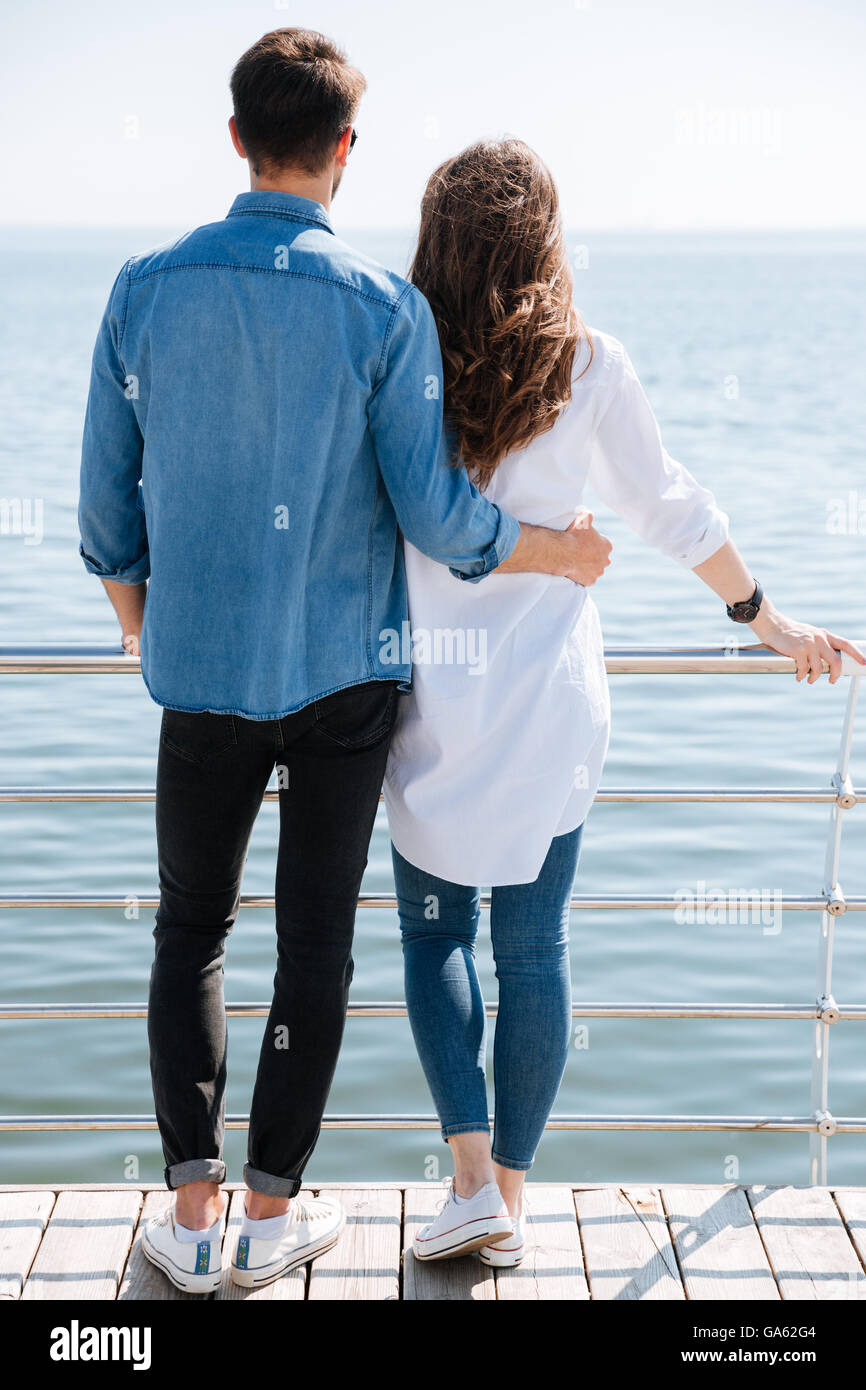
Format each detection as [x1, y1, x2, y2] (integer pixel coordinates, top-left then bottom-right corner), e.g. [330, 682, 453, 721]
[243, 1162, 302, 1199]
[441, 1122, 491, 1142]
[165, 1158, 226, 1189]
[491, 1151, 533, 1173]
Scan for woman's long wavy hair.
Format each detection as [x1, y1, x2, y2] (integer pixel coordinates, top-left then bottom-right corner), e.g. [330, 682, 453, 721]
[410, 138, 591, 488]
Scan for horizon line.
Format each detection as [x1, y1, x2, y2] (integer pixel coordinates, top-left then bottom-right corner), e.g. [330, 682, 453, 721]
[1, 221, 866, 233]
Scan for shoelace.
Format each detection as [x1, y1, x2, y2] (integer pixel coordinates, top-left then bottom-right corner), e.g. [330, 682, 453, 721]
[433, 1178, 458, 1218]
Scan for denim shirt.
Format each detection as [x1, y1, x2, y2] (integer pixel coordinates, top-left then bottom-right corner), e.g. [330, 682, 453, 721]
[78, 192, 519, 718]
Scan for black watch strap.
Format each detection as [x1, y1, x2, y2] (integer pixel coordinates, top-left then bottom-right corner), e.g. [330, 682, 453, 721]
[726, 580, 763, 624]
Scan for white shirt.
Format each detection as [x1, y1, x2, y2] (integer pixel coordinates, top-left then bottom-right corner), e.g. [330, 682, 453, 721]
[383, 331, 730, 886]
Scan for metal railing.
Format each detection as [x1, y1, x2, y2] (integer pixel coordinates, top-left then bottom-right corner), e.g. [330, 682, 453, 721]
[0, 642, 863, 1182]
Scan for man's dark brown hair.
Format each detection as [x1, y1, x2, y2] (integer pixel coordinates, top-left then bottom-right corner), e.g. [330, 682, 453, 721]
[230, 29, 366, 177]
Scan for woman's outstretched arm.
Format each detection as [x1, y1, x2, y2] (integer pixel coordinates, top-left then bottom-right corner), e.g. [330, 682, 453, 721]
[587, 338, 865, 684]
[693, 540, 865, 683]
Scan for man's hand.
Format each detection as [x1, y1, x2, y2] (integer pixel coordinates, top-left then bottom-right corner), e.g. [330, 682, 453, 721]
[749, 601, 866, 684]
[100, 579, 146, 656]
[560, 509, 613, 586]
[498, 510, 612, 586]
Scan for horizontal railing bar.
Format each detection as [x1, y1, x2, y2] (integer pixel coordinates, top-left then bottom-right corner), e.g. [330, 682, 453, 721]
[2, 1113, 865, 1133]
[0, 785, 852, 805]
[2, 645, 861, 1165]
[593, 790, 842, 804]
[1, 892, 863, 912]
[2, 1001, 865, 1021]
[1, 643, 864, 677]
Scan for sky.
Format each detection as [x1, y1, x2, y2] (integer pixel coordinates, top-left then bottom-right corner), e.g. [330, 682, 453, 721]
[1, 0, 865, 232]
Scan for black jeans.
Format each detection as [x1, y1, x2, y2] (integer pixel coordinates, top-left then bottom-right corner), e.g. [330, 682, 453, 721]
[148, 679, 398, 1197]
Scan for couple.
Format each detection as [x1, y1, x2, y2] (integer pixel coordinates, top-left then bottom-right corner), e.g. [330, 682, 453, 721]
[78, 28, 863, 1293]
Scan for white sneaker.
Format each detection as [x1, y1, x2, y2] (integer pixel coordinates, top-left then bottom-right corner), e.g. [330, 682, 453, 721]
[479, 1214, 526, 1266]
[413, 1180, 513, 1261]
[230, 1195, 345, 1287]
[141, 1205, 224, 1294]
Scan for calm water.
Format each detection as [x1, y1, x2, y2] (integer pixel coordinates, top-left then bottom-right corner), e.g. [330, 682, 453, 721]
[0, 226, 864, 1189]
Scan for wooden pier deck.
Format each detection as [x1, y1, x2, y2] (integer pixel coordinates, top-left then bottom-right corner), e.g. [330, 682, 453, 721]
[2, 1182, 866, 1301]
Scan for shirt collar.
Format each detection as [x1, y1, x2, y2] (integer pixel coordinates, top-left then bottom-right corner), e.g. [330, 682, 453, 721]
[226, 191, 334, 234]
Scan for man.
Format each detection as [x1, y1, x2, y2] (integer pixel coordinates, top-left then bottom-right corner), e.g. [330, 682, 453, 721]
[78, 28, 611, 1293]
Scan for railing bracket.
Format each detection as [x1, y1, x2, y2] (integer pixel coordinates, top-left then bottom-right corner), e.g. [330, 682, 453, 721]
[832, 772, 857, 809]
[824, 883, 847, 915]
[815, 1110, 837, 1137]
[816, 994, 840, 1025]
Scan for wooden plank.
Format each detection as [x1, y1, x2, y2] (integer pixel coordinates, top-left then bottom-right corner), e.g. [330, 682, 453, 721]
[494, 1184, 589, 1301]
[308, 1188, 401, 1301]
[0, 1191, 56, 1299]
[7, 1182, 866, 1303]
[4, 1180, 861, 1194]
[214, 1189, 306, 1301]
[575, 1185, 684, 1300]
[662, 1185, 779, 1301]
[748, 1186, 866, 1300]
[21, 1189, 142, 1300]
[117, 1191, 203, 1301]
[0, 1181, 412, 1192]
[403, 1185, 496, 1301]
[834, 1188, 866, 1272]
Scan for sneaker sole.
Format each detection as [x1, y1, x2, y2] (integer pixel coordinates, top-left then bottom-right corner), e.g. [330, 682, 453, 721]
[229, 1216, 346, 1287]
[479, 1244, 526, 1267]
[141, 1236, 223, 1294]
[413, 1216, 514, 1262]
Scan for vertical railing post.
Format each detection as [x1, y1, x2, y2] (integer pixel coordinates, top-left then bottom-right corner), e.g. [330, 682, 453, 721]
[809, 673, 861, 1183]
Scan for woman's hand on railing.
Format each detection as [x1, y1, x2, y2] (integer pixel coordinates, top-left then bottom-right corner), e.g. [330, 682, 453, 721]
[121, 633, 141, 657]
[749, 602, 866, 684]
[692, 540, 865, 683]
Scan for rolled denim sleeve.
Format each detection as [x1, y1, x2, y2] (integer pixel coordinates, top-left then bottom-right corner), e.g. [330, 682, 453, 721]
[78, 263, 150, 585]
[367, 285, 519, 581]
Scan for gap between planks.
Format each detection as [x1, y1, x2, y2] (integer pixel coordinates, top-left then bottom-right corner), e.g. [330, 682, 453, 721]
[4, 1185, 866, 1301]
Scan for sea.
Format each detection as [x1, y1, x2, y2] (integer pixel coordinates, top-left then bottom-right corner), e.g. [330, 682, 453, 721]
[0, 225, 864, 1188]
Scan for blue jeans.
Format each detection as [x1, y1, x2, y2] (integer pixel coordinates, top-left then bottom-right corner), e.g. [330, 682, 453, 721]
[391, 825, 583, 1171]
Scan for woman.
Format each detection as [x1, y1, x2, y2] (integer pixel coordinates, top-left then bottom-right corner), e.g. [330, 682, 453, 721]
[383, 139, 864, 1266]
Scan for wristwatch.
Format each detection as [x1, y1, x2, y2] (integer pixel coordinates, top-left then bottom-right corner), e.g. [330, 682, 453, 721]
[726, 580, 763, 624]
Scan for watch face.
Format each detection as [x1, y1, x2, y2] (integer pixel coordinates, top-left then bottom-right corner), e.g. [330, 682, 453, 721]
[730, 602, 755, 622]
[729, 582, 761, 623]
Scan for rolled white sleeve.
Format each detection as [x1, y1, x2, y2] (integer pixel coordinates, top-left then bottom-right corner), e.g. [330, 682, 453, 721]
[588, 344, 729, 568]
